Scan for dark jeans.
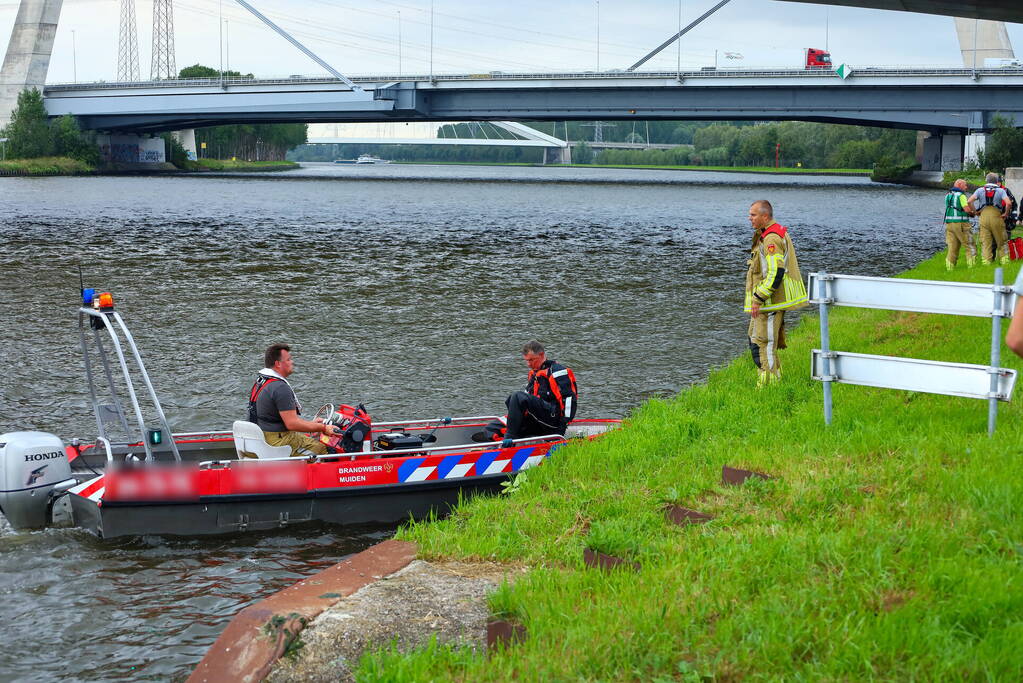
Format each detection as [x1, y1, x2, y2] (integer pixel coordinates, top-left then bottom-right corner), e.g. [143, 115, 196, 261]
[505, 391, 564, 439]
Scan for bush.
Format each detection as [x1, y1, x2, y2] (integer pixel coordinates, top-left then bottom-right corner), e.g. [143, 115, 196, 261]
[52, 115, 100, 165]
[1, 88, 54, 158]
[161, 133, 195, 169]
[698, 146, 730, 166]
[1, 89, 101, 166]
[573, 141, 594, 165]
[977, 115, 1023, 174]
[871, 155, 920, 183]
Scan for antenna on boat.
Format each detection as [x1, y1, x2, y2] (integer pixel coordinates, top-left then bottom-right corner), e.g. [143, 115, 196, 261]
[78, 264, 85, 299]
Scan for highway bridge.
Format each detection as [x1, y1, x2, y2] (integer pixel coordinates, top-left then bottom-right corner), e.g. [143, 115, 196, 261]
[5, 0, 1023, 170]
[43, 68, 1023, 135]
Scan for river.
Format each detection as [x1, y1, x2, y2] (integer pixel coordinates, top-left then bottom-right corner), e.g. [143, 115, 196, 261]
[0, 163, 942, 680]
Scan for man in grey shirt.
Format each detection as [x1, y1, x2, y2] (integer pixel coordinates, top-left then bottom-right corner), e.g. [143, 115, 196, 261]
[247, 343, 339, 457]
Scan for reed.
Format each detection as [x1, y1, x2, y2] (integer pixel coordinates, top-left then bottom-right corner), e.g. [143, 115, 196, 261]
[0, 156, 94, 175]
[363, 254, 1023, 680]
[194, 159, 298, 172]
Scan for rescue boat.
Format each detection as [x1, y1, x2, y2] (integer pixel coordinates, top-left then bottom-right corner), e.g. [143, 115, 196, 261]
[0, 290, 618, 538]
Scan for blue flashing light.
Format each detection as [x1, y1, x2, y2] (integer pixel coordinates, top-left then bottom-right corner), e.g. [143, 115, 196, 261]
[82, 288, 96, 306]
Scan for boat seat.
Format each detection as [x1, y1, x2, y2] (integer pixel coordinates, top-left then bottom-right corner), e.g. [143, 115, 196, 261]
[231, 420, 293, 460]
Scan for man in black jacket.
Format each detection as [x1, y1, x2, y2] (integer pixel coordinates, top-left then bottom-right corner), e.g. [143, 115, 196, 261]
[474, 341, 579, 443]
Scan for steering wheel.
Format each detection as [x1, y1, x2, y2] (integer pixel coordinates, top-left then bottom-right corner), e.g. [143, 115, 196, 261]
[313, 403, 336, 425]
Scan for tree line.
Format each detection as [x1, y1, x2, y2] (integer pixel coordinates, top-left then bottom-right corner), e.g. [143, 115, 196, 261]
[288, 120, 925, 170]
[578, 121, 919, 169]
[179, 65, 308, 161]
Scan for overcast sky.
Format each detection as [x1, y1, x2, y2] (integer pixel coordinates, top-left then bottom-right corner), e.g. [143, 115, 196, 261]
[1, 0, 1022, 83]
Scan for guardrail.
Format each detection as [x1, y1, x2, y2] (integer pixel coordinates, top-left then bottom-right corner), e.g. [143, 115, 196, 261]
[809, 270, 1017, 435]
[42, 67, 1023, 92]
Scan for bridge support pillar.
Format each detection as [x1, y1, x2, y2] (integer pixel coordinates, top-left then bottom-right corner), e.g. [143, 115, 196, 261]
[0, 0, 64, 127]
[920, 133, 964, 172]
[543, 146, 571, 165]
[964, 133, 988, 167]
[96, 133, 167, 166]
[1006, 168, 1023, 205]
[172, 129, 198, 161]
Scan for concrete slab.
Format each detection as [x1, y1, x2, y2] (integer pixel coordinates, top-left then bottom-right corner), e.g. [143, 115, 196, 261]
[187, 539, 418, 683]
[268, 559, 524, 683]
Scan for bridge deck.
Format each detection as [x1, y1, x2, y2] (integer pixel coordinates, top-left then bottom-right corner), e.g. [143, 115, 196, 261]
[42, 68, 1023, 134]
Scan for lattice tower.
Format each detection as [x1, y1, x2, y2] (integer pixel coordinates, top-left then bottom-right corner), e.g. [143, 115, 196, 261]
[117, 0, 140, 82]
[582, 121, 615, 143]
[151, 0, 177, 80]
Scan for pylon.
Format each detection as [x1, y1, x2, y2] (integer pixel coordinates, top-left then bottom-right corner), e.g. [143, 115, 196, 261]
[151, 0, 177, 80]
[117, 0, 140, 82]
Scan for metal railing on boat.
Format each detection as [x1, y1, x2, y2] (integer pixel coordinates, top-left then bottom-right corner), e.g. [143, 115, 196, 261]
[196, 432, 567, 469]
[367, 415, 502, 428]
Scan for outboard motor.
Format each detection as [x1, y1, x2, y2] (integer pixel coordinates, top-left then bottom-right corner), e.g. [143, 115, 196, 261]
[0, 432, 74, 530]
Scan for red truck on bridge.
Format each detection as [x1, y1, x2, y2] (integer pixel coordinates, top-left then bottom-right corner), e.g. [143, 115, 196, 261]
[805, 48, 832, 69]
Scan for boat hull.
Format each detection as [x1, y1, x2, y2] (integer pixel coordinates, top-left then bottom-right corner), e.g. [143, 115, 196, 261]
[63, 418, 619, 538]
[69, 475, 506, 537]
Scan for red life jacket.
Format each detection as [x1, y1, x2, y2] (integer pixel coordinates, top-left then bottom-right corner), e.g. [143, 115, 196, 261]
[983, 185, 1004, 209]
[247, 375, 280, 424]
[528, 361, 579, 424]
[761, 223, 788, 241]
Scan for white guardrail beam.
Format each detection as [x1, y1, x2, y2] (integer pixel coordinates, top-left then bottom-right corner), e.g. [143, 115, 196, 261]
[807, 272, 1015, 318]
[811, 350, 1016, 402]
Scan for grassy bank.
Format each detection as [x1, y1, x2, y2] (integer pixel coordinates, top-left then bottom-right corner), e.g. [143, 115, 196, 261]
[0, 156, 95, 175]
[359, 254, 1023, 680]
[194, 159, 299, 172]
[942, 170, 986, 188]
[572, 163, 870, 175]
[391, 161, 869, 175]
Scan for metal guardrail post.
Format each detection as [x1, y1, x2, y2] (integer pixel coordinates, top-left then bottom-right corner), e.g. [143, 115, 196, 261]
[989, 268, 1005, 436]
[817, 271, 835, 425]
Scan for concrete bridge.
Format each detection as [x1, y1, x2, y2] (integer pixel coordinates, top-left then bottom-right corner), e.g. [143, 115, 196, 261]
[38, 69, 1023, 170]
[3, 0, 1023, 170]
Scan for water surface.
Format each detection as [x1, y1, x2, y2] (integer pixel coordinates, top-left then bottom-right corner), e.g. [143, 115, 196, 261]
[0, 163, 943, 680]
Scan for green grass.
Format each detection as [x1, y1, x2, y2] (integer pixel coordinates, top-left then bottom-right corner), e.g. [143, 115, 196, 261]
[355, 254, 1023, 681]
[942, 170, 987, 188]
[391, 161, 869, 174]
[0, 156, 95, 175]
[194, 158, 299, 172]
[572, 164, 870, 175]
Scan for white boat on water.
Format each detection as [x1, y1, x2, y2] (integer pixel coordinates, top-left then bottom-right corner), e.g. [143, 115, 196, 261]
[355, 154, 388, 164]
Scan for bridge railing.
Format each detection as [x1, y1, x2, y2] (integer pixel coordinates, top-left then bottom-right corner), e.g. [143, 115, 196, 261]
[43, 67, 1023, 92]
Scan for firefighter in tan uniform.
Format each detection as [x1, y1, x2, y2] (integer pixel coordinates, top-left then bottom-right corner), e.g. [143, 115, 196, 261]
[969, 173, 1013, 265]
[744, 200, 809, 386]
[943, 179, 975, 270]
